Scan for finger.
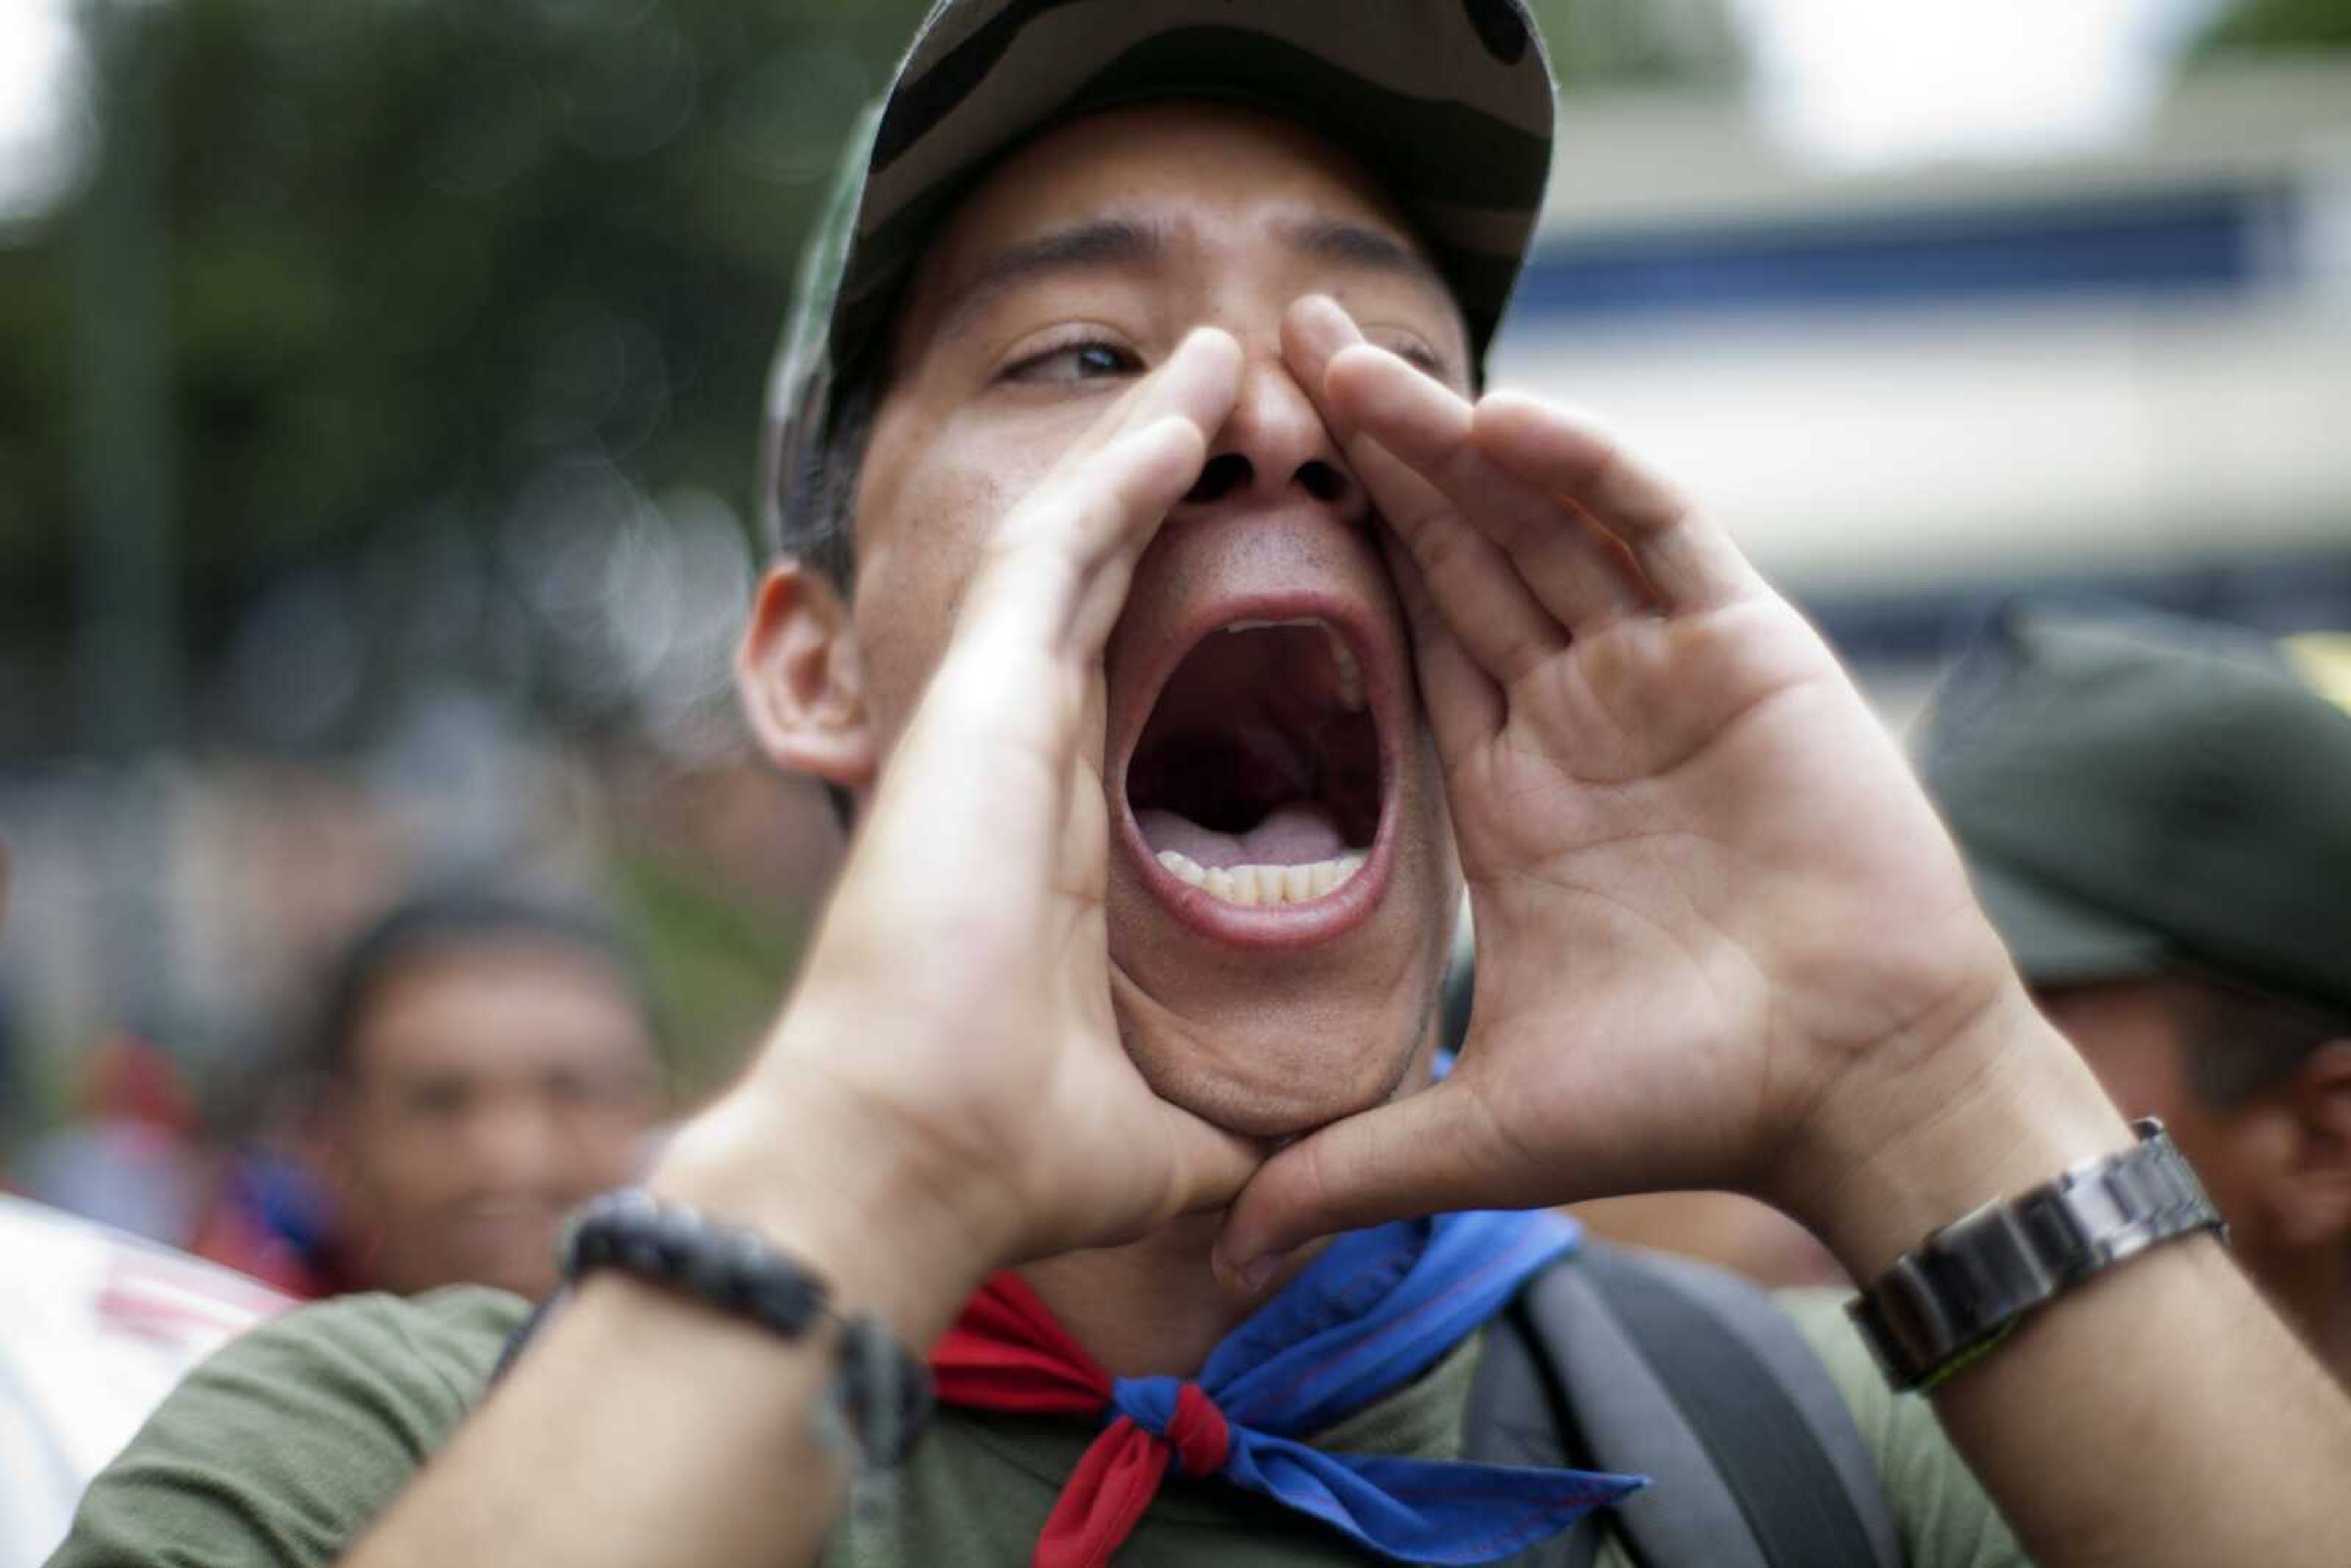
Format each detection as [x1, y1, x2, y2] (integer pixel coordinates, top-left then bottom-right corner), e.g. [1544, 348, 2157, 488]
[1282, 294, 1452, 519]
[1472, 392, 1758, 612]
[1021, 329, 1243, 582]
[887, 334, 1238, 898]
[963, 329, 1240, 660]
[872, 455, 1178, 931]
[1060, 417, 1212, 655]
[953, 415, 1208, 706]
[1051, 326, 1245, 500]
[1377, 530, 1501, 770]
[1050, 330, 1243, 650]
[1324, 343, 1650, 632]
[1212, 1083, 1493, 1285]
[1283, 298, 1564, 685]
[1143, 1100, 1268, 1231]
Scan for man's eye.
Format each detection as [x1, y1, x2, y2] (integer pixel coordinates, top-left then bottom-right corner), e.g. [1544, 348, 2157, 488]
[402, 1080, 472, 1121]
[1372, 334, 1458, 389]
[1003, 340, 1140, 385]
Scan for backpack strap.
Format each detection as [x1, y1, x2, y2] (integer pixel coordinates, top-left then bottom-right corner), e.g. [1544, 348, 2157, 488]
[1464, 1242, 1901, 1568]
[1460, 1290, 1602, 1568]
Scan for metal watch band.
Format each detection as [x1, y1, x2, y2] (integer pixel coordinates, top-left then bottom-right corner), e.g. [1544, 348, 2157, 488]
[1847, 1118, 2225, 1392]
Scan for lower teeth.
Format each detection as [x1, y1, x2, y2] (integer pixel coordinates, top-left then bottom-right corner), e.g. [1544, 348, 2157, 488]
[1154, 848, 1367, 906]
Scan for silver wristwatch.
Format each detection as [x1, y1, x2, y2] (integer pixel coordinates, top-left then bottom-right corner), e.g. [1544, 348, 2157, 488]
[1848, 1119, 2225, 1391]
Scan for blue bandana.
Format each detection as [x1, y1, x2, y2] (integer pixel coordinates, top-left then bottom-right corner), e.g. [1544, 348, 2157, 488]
[935, 1207, 1646, 1564]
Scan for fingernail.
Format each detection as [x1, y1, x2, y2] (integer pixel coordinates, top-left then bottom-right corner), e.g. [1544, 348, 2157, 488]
[1227, 1246, 1295, 1293]
[1291, 294, 1362, 351]
[1178, 325, 1238, 361]
[1297, 293, 1355, 326]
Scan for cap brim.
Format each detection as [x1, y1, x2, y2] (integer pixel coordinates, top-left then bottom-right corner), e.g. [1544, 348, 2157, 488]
[841, 0, 1556, 371]
[1959, 846, 2172, 987]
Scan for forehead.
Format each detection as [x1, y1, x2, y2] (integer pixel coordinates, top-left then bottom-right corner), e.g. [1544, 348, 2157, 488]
[349, 938, 648, 1075]
[893, 99, 1456, 349]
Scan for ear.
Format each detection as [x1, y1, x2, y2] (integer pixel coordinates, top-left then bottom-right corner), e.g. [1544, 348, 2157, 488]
[2272, 1040, 2351, 1249]
[736, 560, 877, 789]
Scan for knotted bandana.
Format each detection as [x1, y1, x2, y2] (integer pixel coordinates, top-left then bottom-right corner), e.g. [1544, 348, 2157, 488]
[931, 1209, 1644, 1567]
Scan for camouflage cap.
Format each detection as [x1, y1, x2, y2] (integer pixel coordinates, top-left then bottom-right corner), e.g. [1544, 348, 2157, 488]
[759, 0, 1558, 557]
[1916, 604, 2351, 1019]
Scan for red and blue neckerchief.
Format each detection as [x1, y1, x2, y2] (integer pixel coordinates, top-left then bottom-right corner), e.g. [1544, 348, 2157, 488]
[931, 1209, 1646, 1567]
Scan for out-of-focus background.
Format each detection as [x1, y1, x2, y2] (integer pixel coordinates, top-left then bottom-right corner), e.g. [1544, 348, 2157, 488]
[2, 0, 2347, 1236]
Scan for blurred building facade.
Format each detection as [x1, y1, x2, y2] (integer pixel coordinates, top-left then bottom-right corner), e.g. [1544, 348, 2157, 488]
[1497, 54, 2351, 714]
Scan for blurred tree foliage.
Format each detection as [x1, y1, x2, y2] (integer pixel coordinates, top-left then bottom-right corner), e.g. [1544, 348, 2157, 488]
[1, 0, 927, 754]
[2191, 0, 2351, 54]
[1528, 0, 1749, 89]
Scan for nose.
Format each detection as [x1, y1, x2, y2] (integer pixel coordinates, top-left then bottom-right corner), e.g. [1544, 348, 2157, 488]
[1175, 349, 1365, 525]
[457, 1085, 563, 1191]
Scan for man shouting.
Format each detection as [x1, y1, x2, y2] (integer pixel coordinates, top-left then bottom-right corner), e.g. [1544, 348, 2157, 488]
[58, 4, 2351, 1566]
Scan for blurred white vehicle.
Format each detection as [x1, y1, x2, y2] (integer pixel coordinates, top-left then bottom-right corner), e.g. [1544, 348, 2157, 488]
[0, 1193, 288, 1568]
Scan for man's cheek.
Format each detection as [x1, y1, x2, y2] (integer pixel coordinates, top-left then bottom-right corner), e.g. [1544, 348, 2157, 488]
[1425, 746, 1463, 887]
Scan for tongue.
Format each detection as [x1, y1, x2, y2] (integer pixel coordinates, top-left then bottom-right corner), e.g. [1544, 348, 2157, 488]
[1136, 801, 1349, 869]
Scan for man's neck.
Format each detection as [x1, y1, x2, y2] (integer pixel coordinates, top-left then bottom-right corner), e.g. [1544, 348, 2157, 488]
[1016, 1212, 1325, 1379]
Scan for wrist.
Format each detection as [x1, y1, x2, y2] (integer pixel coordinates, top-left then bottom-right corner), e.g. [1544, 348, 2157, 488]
[648, 1067, 1014, 1346]
[1845, 1117, 2224, 1390]
[1780, 977, 2135, 1282]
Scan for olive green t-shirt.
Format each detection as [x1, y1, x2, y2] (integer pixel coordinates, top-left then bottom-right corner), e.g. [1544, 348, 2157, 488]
[52, 1284, 2025, 1567]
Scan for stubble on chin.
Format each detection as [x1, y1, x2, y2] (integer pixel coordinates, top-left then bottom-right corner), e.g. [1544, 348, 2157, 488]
[1106, 973, 1446, 1141]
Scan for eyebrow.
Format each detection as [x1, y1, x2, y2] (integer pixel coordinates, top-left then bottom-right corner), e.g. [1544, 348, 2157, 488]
[933, 212, 1459, 342]
[1277, 217, 1453, 306]
[936, 218, 1168, 340]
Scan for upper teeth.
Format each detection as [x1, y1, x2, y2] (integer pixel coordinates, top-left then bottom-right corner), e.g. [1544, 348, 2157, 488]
[1221, 617, 1365, 713]
[1156, 849, 1367, 907]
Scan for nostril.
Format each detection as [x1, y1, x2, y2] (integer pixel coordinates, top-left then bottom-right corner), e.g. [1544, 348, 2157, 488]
[1185, 452, 1251, 505]
[1296, 460, 1347, 503]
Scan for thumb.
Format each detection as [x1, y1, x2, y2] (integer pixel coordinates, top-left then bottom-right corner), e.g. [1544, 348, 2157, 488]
[1212, 1082, 1485, 1289]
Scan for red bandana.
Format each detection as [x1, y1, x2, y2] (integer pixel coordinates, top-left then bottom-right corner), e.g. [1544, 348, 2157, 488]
[931, 1272, 1229, 1568]
[926, 1214, 1639, 1568]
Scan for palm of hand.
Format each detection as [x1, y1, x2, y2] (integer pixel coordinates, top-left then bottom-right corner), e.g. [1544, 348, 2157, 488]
[768, 334, 1261, 1266]
[1449, 593, 1998, 1201]
[1212, 297, 2020, 1259]
[817, 662, 1131, 1251]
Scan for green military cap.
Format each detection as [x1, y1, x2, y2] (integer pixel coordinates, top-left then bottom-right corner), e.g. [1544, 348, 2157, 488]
[758, 0, 1560, 557]
[1916, 604, 2351, 1019]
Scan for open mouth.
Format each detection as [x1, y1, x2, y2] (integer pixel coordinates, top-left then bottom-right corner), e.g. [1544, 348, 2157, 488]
[1124, 617, 1383, 911]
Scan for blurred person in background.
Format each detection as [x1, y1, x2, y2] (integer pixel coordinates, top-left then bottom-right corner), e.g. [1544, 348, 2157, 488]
[1544, 608, 2351, 1303]
[0, 1192, 290, 1568]
[13, 1032, 207, 1249]
[0, 836, 291, 1568]
[203, 889, 667, 1300]
[1919, 605, 2351, 1386]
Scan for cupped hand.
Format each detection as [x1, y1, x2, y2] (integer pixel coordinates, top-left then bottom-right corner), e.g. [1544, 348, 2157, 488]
[684, 330, 1264, 1278]
[1217, 298, 2025, 1280]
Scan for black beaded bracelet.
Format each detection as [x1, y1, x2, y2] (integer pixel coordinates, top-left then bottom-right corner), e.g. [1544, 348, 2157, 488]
[557, 1188, 934, 1471]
